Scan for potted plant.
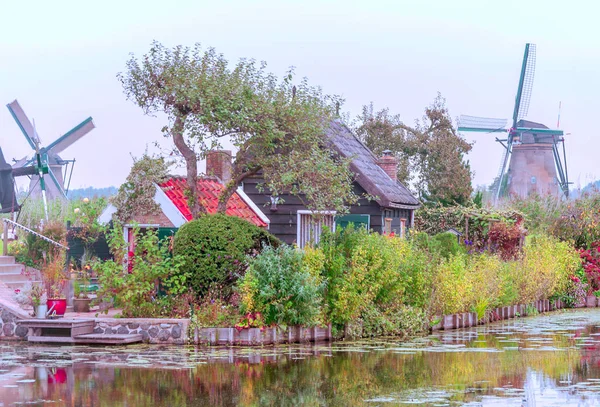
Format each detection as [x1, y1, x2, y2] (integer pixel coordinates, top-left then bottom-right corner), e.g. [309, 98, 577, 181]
[31, 285, 48, 319]
[73, 265, 92, 313]
[43, 247, 68, 318]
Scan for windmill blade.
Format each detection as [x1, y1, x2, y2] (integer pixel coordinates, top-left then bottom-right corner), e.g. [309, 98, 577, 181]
[45, 117, 95, 154]
[11, 156, 34, 169]
[458, 115, 508, 133]
[45, 166, 67, 199]
[6, 100, 41, 149]
[512, 43, 536, 126]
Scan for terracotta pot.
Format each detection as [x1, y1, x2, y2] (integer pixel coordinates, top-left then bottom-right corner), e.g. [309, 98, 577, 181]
[47, 298, 67, 317]
[73, 298, 91, 313]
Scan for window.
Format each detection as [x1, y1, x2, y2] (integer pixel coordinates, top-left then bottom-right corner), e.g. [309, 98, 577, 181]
[335, 214, 370, 231]
[297, 211, 335, 248]
[383, 218, 393, 235]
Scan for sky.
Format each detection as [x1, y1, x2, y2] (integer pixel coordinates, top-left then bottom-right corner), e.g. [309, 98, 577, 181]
[0, 0, 598, 191]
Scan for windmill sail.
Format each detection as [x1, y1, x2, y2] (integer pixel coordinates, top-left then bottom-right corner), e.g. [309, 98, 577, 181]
[512, 44, 536, 126]
[458, 115, 508, 133]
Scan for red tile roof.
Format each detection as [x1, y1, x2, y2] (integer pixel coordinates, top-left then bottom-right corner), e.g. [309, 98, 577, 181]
[159, 177, 267, 228]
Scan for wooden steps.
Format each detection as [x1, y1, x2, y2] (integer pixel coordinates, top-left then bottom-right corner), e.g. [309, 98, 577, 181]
[18, 318, 143, 345]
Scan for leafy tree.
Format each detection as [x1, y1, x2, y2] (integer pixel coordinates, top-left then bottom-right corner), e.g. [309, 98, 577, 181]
[110, 154, 171, 224]
[119, 42, 356, 218]
[354, 94, 473, 206]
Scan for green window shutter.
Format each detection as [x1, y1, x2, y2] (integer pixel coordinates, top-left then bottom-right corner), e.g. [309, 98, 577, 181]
[157, 227, 178, 241]
[335, 214, 370, 230]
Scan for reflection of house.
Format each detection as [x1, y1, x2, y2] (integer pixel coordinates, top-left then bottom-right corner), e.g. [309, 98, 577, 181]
[98, 175, 269, 247]
[208, 121, 421, 247]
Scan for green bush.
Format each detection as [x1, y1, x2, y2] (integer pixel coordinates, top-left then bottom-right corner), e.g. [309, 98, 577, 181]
[94, 226, 187, 318]
[173, 214, 279, 298]
[430, 232, 461, 259]
[238, 245, 322, 327]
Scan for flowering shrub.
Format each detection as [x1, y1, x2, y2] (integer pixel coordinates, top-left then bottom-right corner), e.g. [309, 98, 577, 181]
[579, 242, 600, 292]
[487, 220, 526, 260]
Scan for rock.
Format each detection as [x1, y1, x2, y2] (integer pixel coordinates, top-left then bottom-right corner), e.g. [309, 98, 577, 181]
[117, 326, 129, 335]
[158, 329, 170, 341]
[3, 323, 14, 336]
[148, 326, 159, 338]
[140, 323, 150, 330]
[173, 338, 184, 345]
[141, 330, 149, 341]
[93, 327, 103, 334]
[104, 328, 115, 335]
[172, 325, 182, 339]
[1, 310, 15, 324]
[160, 323, 171, 329]
[127, 323, 140, 330]
[15, 325, 28, 338]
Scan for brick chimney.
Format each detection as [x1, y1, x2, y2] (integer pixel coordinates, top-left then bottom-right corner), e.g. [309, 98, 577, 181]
[377, 150, 398, 182]
[206, 150, 232, 184]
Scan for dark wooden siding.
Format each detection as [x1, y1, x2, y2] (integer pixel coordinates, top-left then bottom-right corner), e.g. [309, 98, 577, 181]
[243, 174, 389, 244]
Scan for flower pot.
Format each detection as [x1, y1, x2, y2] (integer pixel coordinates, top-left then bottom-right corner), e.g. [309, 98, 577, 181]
[73, 298, 91, 313]
[46, 298, 67, 317]
[73, 298, 92, 312]
[35, 304, 48, 319]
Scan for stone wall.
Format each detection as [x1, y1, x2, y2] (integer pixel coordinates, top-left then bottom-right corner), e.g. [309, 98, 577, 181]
[0, 303, 29, 341]
[93, 318, 189, 344]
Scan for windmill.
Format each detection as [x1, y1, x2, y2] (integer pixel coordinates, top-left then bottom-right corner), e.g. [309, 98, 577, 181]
[458, 43, 568, 201]
[6, 100, 95, 202]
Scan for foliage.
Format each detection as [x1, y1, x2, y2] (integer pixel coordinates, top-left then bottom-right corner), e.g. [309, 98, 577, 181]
[414, 205, 523, 249]
[429, 232, 461, 259]
[66, 197, 107, 248]
[548, 193, 600, 249]
[487, 220, 526, 260]
[110, 154, 171, 224]
[24, 220, 66, 268]
[238, 245, 322, 327]
[353, 94, 473, 205]
[173, 214, 279, 298]
[94, 224, 186, 318]
[42, 246, 68, 298]
[578, 242, 600, 293]
[14, 282, 47, 308]
[119, 41, 355, 218]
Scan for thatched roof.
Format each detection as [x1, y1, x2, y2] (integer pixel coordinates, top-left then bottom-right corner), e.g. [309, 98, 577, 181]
[326, 120, 420, 209]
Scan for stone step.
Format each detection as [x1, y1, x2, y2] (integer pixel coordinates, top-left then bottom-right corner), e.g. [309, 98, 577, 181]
[0, 263, 25, 274]
[0, 256, 16, 265]
[27, 333, 143, 345]
[4, 280, 42, 291]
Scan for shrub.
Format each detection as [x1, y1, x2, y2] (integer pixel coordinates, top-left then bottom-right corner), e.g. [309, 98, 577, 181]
[173, 214, 279, 298]
[430, 232, 461, 259]
[238, 245, 322, 327]
[94, 226, 186, 318]
[487, 220, 526, 260]
[318, 226, 407, 331]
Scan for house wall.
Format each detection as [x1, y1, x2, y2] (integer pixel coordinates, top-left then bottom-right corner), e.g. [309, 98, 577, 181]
[242, 173, 411, 245]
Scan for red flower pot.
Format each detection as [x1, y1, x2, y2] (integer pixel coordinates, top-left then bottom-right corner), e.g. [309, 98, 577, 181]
[47, 298, 67, 317]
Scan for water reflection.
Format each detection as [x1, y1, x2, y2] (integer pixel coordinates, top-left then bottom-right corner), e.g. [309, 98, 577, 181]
[3, 310, 600, 406]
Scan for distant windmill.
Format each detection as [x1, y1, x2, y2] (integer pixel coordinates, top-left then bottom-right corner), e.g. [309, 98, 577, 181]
[458, 43, 568, 201]
[6, 100, 95, 201]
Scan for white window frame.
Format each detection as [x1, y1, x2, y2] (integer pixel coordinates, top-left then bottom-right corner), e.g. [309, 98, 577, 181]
[296, 210, 336, 248]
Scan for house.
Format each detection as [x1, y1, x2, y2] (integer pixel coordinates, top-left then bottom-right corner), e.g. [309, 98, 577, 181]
[98, 174, 269, 247]
[207, 120, 421, 246]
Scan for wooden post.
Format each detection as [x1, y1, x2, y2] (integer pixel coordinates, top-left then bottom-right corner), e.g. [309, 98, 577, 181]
[2, 224, 7, 256]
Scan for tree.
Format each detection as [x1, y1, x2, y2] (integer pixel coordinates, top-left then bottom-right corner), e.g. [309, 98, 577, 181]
[119, 42, 356, 217]
[354, 94, 473, 206]
[110, 154, 171, 224]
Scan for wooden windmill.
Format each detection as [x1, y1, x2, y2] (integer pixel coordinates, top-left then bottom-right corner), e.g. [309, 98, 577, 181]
[6, 100, 95, 202]
[458, 44, 568, 201]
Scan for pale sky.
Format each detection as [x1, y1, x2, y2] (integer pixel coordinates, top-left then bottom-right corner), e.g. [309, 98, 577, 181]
[0, 0, 598, 191]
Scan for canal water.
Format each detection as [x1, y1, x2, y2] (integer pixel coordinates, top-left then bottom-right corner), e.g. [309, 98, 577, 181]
[3, 310, 600, 406]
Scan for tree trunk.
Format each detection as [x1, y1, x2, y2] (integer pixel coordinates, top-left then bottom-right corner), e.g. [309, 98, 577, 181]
[172, 115, 205, 218]
[217, 167, 259, 213]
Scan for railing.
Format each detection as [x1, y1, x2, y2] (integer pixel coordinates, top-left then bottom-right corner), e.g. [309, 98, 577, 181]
[2, 218, 68, 256]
